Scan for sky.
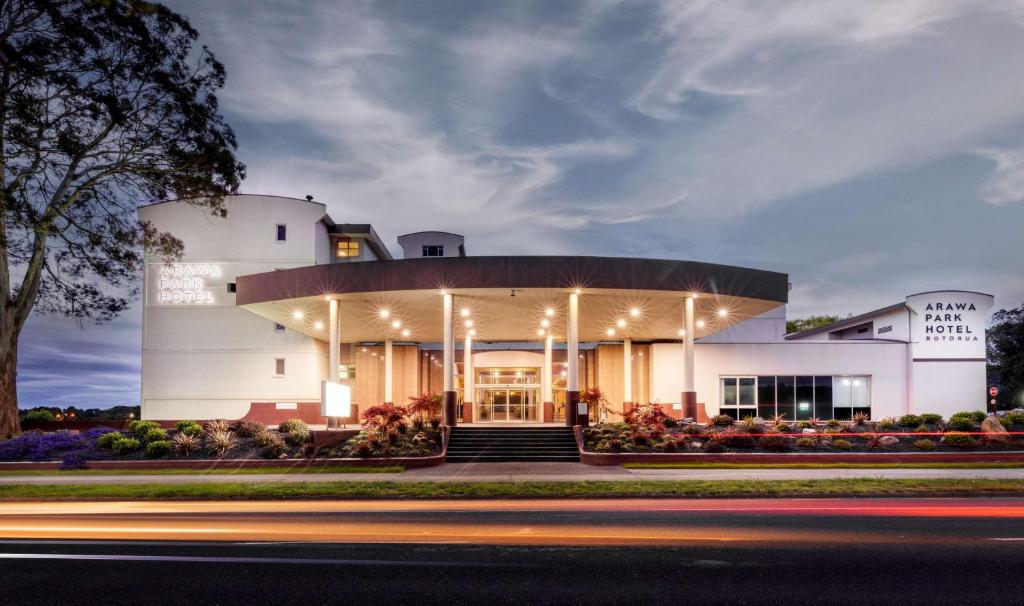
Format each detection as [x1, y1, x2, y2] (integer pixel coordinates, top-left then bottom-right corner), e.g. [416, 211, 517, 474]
[17, 0, 1024, 408]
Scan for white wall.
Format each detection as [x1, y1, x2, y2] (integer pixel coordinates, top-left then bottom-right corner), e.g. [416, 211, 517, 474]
[651, 341, 911, 420]
[698, 305, 787, 343]
[140, 195, 329, 420]
[397, 231, 464, 258]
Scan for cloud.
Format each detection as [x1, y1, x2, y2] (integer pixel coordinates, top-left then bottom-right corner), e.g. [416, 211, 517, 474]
[976, 147, 1024, 205]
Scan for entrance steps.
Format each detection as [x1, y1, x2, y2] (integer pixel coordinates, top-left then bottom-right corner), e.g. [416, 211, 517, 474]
[446, 427, 580, 463]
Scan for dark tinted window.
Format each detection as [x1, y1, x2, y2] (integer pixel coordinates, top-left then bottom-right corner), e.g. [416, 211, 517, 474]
[757, 377, 776, 418]
[276, 224, 287, 241]
[814, 376, 833, 419]
[422, 245, 444, 257]
[795, 376, 814, 420]
[776, 376, 795, 421]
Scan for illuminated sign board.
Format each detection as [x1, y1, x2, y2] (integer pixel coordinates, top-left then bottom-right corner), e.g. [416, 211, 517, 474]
[149, 263, 223, 305]
[321, 380, 352, 418]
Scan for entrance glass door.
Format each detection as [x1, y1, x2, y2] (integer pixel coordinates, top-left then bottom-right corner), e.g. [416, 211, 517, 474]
[476, 386, 538, 422]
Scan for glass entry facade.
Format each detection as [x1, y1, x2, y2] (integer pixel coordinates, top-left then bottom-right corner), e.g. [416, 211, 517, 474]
[475, 368, 539, 422]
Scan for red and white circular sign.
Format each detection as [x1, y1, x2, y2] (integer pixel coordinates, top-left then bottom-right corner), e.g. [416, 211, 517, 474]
[990, 386, 999, 397]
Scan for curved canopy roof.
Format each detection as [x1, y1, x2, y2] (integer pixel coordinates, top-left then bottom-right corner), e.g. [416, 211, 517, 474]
[236, 256, 788, 343]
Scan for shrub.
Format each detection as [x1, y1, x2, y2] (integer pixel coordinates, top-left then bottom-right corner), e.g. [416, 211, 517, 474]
[97, 432, 122, 449]
[278, 418, 309, 433]
[143, 428, 168, 443]
[919, 413, 943, 425]
[851, 412, 869, 426]
[796, 437, 816, 448]
[663, 417, 678, 428]
[111, 436, 140, 455]
[946, 417, 976, 431]
[737, 416, 762, 433]
[607, 439, 624, 452]
[145, 440, 172, 457]
[898, 414, 923, 428]
[361, 405, 408, 438]
[1004, 411, 1024, 426]
[833, 439, 852, 451]
[260, 434, 287, 458]
[21, 409, 54, 423]
[876, 417, 897, 430]
[624, 404, 669, 433]
[824, 419, 842, 430]
[776, 423, 792, 433]
[233, 420, 268, 438]
[204, 419, 230, 434]
[703, 436, 725, 453]
[951, 411, 986, 424]
[759, 434, 793, 452]
[0, 430, 107, 464]
[711, 414, 734, 427]
[719, 433, 756, 448]
[797, 421, 814, 430]
[206, 430, 235, 457]
[683, 424, 704, 436]
[172, 432, 200, 458]
[175, 420, 203, 436]
[942, 432, 979, 449]
[914, 439, 937, 451]
[769, 414, 789, 427]
[284, 428, 311, 447]
[128, 420, 160, 437]
[407, 394, 443, 422]
[913, 424, 931, 434]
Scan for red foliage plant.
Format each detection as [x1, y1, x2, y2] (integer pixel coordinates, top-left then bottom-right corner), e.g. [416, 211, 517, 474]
[361, 403, 409, 438]
[407, 394, 442, 421]
[624, 403, 668, 433]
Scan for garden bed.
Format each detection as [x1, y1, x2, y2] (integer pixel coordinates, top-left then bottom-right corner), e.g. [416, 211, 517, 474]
[576, 409, 1024, 465]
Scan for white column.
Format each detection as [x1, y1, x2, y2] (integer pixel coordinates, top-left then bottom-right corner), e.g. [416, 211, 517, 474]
[443, 293, 454, 393]
[464, 333, 474, 407]
[383, 338, 393, 403]
[328, 299, 340, 383]
[543, 334, 554, 402]
[683, 296, 695, 392]
[623, 337, 633, 403]
[567, 292, 579, 392]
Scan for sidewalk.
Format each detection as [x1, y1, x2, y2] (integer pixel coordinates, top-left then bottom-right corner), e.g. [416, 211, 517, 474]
[3, 462, 1024, 485]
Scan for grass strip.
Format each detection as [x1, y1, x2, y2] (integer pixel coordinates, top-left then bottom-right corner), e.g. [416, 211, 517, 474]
[2, 479, 1024, 500]
[0, 465, 403, 476]
[622, 462, 1024, 470]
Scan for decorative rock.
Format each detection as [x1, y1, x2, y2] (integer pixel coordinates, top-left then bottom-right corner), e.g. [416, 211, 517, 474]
[753, 417, 766, 426]
[690, 441, 702, 448]
[682, 418, 694, 424]
[802, 428, 817, 434]
[878, 436, 900, 447]
[981, 416, 1010, 442]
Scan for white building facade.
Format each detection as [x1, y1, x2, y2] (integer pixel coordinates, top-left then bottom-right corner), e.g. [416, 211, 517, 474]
[139, 195, 993, 424]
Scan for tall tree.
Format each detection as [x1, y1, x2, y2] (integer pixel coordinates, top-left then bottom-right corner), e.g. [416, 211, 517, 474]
[0, 0, 244, 435]
[988, 304, 1024, 410]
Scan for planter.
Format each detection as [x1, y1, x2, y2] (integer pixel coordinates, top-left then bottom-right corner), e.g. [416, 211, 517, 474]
[572, 426, 1024, 465]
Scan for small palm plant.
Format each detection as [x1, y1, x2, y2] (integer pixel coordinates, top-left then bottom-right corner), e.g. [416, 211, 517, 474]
[172, 432, 200, 458]
[206, 430, 235, 458]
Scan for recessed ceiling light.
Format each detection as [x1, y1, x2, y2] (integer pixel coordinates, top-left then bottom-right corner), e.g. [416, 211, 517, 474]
[630, 307, 640, 317]
[391, 320, 401, 329]
[460, 307, 470, 317]
[537, 329, 545, 336]
[540, 318, 550, 328]
[313, 321, 323, 330]
[401, 328, 410, 337]
[379, 309, 389, 318]
[678, 329, 686, 337]
[545, 308, 555, 317]
[464, 319, 473, 328]
[696, 320, 705, 328]
[292, 311, 304, 320]
[718, 308, 728, 317]
[616, 318, 626, 328]
[607, 328, 616, 336]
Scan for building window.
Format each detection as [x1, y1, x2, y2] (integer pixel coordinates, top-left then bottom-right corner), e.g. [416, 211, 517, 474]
[725, 375, 870, 421]
[833, 376, 871, 420]
[276, 224, 287, 242]
[336, 239, 360, 258]
[274, 358, 286, 376]
[422, 245, 444, 257]
[226, 282, 237, 293]
[274, 323, 285, 332]
[339, 363, 356, 379]
[719, 377, 756, 421]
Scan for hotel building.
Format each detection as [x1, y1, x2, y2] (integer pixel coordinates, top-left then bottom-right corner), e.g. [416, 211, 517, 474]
[140, 195, 993, 426]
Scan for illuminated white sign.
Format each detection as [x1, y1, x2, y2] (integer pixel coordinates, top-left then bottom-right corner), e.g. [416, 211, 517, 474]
[321, 380, 352, 418]
[151, 263, 223, 305]
[907, 291, 993, 359]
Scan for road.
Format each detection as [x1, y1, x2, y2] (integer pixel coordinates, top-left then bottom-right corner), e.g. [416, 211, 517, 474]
[1, 497, 1023, 604]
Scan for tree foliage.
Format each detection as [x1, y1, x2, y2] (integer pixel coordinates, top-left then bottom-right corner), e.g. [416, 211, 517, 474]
[0, 0, 244, 435]
[988, 304, 1024, 410]
[785, 314, 843, 335]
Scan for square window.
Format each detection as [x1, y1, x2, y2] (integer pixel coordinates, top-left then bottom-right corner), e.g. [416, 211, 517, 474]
[226, 282, 236, 293]
[336, 239, 360, 258]
[276, 224, 287, 241]
[274, 358, 286, 376]
[422, 245, 444, 257]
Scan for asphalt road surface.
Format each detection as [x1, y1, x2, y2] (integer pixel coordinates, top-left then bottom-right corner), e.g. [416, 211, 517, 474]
[2, 497, 1023, 605]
